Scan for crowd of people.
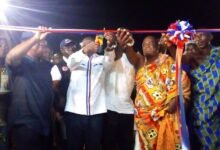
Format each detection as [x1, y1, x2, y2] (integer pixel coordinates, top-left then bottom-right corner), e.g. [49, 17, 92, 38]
[0, 27, 219, 150]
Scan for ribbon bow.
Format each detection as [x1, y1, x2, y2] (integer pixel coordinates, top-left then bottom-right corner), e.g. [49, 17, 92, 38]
[167, 20, 195, 49]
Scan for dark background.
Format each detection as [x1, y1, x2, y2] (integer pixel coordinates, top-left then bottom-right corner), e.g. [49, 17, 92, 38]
[3, 0, 220, 51]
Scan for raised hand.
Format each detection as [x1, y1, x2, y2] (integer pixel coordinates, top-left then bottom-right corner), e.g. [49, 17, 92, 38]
[104, 32, 117, 46]
[159, 33, 173, 48]
[34, 26, 50, 41]
[116, 28, 134, 50]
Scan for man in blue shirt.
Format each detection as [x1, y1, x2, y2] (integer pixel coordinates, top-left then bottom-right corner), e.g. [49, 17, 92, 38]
[6, 27, 54, 150]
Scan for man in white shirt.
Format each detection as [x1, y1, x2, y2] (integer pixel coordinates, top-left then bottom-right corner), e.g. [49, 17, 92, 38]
[51, 39, 78, 112]
[65, 35, 115, 150]
[102, 31, 135, 150]
[50, 39, 78, 149]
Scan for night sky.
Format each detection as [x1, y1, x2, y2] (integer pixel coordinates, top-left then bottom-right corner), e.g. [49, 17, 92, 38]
[4, 0, 220, 51]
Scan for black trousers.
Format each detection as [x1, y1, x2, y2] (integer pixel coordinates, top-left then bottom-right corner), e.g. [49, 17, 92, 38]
[65, 112, 104, 150]
[10, 125, 49, 150]
[102, 110, 134, 150]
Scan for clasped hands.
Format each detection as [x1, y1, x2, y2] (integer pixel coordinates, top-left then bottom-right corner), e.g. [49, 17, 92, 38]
[104, 28, 135, 50]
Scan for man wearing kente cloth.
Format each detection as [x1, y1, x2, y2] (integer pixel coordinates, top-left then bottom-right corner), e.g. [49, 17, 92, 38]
[116, 29, 191, 150]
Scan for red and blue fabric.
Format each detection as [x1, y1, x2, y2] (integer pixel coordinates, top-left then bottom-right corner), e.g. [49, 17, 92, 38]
[86, 57, 92, 115]
[167, 20, 195, 150]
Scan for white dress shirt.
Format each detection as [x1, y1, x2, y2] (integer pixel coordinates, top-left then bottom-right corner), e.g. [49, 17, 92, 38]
[105, 54, 135, 114]
[65, 50, 115, 115]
